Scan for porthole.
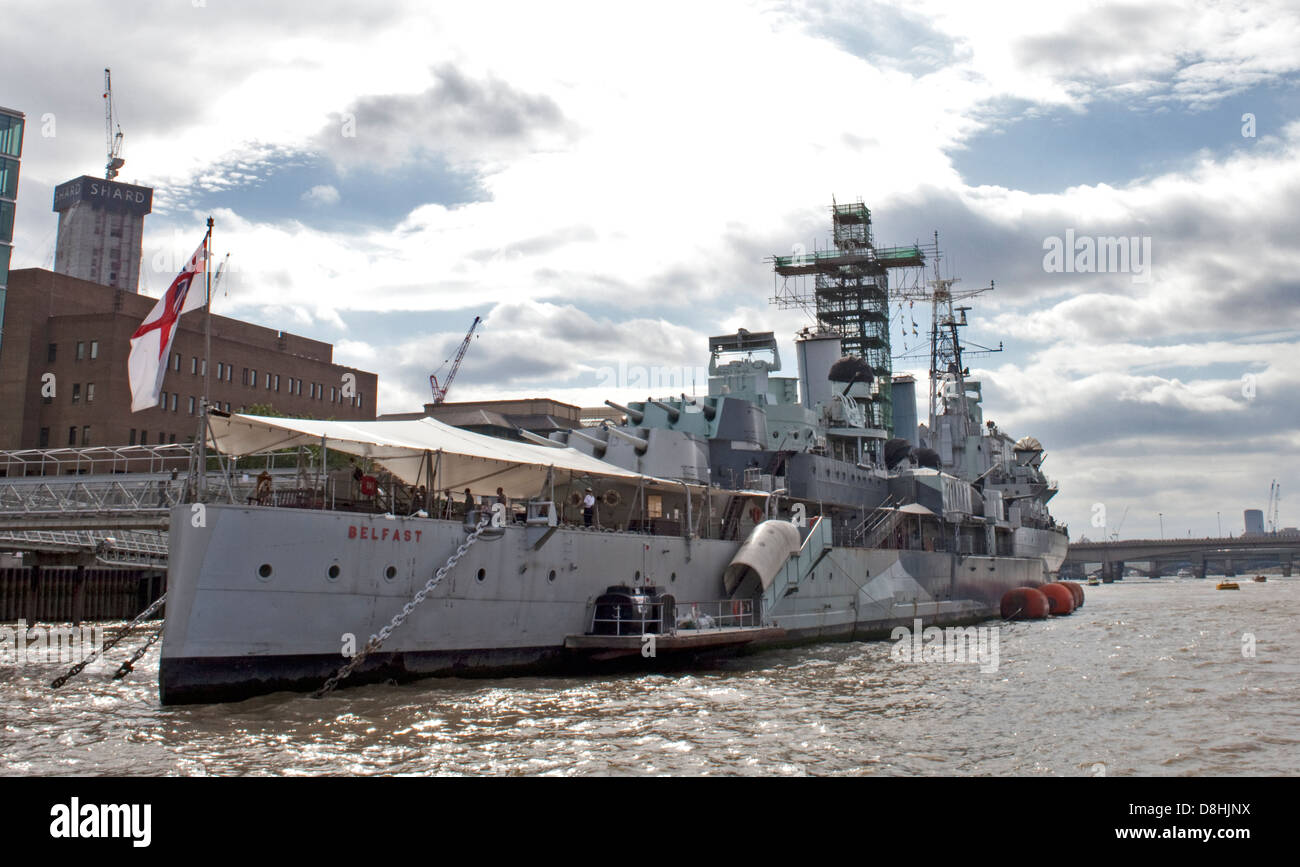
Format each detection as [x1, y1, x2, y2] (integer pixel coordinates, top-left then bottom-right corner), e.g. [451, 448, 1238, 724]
[327, 564, 340, 581]
[476, 568, 486, 582]
[257, 563, 272, 580]
[548, 569, 557, 583]
[384, 565, 397, 581]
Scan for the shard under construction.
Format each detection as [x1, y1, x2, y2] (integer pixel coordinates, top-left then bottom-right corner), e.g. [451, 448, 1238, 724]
[771, 200, 926, 435]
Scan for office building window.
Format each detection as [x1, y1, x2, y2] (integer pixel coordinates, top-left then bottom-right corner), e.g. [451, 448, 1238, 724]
[90, 341, 99, 360]
[174, 353, 182, 372]
[81, 426, 90, 446]
[188, 396, 195, 415]
[242, 368, 249, 385]
[192, 357, 198, 374]
[129, 429, 136, 445]
[86, 383, 95, 403]
[68, 427, 77, 446]
[265, 372, 271, 389]
[274, 374, 280, 392]
[171, 393, 178, 412]
[217, 362, 224, 379]
[47, 343, 56, 362]
[140, 429, 147, 444]
[330, 386, 336, 402]
[201, 359, 206, 376]
[76, 341, 85, 361]
[160, 390, 167, 408]
[249, 368, 256, 387]
[72, 383, 81, 404]
[170, 433, 177, 444]
[39, 427, 49, 448]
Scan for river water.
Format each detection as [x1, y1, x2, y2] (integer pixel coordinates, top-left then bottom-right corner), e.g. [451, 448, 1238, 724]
[2, 577, 1296, 776]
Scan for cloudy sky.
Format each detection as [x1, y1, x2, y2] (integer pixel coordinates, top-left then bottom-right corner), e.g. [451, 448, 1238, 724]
[4, 0, 1298, 540]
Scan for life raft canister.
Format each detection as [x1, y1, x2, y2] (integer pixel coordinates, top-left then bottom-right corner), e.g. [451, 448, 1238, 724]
[360, 475, 378, 496]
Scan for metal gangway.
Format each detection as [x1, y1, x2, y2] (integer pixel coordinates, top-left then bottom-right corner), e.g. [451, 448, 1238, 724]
[0, 443, 327, 567]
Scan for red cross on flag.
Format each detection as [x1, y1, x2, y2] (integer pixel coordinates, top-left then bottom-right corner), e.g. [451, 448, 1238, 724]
[127, 235, 209, 412]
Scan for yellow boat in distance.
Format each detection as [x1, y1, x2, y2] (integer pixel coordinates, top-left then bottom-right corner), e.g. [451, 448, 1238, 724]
[1216, 580, 1239, 590]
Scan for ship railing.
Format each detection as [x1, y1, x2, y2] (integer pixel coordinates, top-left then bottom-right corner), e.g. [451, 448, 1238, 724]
[675, 598, 757, 631]
[586, 597, 759, 636]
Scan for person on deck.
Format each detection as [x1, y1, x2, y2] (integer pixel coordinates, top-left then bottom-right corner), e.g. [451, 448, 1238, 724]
[583, 487, 596, 527]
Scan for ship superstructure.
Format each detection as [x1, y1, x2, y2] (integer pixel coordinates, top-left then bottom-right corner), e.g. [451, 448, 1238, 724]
[157, 203, 1067, 704]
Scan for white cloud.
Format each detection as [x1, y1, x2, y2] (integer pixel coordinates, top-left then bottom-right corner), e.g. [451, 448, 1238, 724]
[300, 184, 340, 206]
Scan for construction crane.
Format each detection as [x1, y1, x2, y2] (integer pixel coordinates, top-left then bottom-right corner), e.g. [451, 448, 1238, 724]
[429, 316, 482, 404]
[1111, 505, 1129, 542]
[1267, 479, 1281, 535]
[104, 68, 125, 180]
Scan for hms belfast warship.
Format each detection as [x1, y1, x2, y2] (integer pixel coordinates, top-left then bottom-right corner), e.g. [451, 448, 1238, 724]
[159, 202, 1067, 704]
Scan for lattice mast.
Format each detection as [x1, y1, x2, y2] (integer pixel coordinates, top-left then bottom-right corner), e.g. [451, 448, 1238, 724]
[890, 232, 1003, 436]
[770, 199, 926, 432]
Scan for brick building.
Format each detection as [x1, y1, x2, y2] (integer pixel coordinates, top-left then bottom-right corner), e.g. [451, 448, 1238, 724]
[0, 268, 378, 450]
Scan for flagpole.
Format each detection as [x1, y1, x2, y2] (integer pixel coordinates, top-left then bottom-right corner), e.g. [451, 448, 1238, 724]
[198, 216, 213, 499]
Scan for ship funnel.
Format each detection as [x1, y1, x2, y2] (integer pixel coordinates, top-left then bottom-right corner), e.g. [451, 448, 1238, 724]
[604, 400, 644, 425]
[795, 331, 842, 410]
[648, 399, 681, 423]
[606, 426, 649, 454]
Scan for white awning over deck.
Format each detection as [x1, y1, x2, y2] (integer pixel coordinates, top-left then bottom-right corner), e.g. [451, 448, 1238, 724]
[205, 413, 663, 498]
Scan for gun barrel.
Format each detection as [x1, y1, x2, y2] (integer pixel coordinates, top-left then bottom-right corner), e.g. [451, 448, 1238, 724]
[604, 400, 644, 425]
[606, 425, 649, 453]
[648, 399, 681, 423]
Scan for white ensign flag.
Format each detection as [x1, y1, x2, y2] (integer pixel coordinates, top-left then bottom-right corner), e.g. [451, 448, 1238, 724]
[127, 237, 208, 412]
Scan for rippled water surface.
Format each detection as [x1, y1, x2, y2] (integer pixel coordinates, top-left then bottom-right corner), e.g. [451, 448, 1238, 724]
[3, 578, 1296, 776]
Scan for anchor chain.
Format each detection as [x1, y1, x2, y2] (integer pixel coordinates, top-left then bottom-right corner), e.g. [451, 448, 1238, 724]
[314, 517, 491, 698]
[50, 592, 167, 689]
[113, 626, 165, 680]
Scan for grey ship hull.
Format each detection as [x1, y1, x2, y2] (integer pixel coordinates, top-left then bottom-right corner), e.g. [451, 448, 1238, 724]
[160, 504, 1051, 704]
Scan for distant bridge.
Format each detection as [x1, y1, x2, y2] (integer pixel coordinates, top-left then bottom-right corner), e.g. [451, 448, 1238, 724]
[1064, 536, 1298, 579]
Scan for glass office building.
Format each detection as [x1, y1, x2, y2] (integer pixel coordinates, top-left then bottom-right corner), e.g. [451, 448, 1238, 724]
[0, 106, 23, 356]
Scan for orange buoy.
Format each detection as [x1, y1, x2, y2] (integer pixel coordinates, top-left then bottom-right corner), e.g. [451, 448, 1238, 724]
[1039, 582, 1075, 615]
[1000, 586, 1050, 620]
[1058, 580, 1085, 609]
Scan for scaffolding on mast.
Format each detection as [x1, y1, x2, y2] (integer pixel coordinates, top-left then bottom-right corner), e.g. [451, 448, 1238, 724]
[768, 199, 930, 433]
